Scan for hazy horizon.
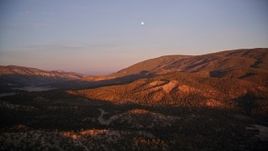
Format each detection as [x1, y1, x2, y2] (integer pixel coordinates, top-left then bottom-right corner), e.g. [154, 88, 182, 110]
[1, 47, 267, 75]
[0, 0, 268, 74]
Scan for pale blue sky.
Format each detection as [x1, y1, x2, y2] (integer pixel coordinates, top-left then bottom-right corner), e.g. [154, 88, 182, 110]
[0, 0, 268, 74]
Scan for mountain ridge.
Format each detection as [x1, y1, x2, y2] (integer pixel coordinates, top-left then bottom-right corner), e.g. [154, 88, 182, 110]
[112, 48, 268, 79]
[70, 48, 268, 114]
[0, 65, 83, 80]
[1, 48, 268, 93]
[2, 48, 267, 81]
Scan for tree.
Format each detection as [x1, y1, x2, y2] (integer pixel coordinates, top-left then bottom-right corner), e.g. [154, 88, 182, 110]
[236, 92, 257, 115]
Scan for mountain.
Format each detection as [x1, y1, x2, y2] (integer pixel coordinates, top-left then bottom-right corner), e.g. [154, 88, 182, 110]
[70, 48, 268, 114]
[0, 65, 83, 79]
[0, 65, 86, 92]
[112, 48, 268, 84]
[0, 65, 151, 93]
[112, 55, 190, 77]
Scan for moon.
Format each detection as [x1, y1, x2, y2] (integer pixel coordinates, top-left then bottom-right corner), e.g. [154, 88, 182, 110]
[140, 21, 144, 25]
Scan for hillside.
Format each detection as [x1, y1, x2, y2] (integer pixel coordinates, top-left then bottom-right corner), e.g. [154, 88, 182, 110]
[71, 48, 268, 114]
[0, 65, 87, 92]
[112, 48, 268, 84]
[112, 55, 190, 77]
[0, 65, 83, 79]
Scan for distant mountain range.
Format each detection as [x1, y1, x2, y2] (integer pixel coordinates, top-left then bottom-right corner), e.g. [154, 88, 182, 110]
[1, 48, 268, 114]
[0, 65, 86, 92]
[2, 48, 267, 83]
[0, 65, 83, 79]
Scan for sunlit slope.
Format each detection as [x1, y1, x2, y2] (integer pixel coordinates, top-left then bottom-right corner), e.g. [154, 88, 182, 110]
[71, 48, 268, 113]
[112, 48, 268, 84]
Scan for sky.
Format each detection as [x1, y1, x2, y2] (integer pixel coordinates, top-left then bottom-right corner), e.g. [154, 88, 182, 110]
[0, 0, 268, 75]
